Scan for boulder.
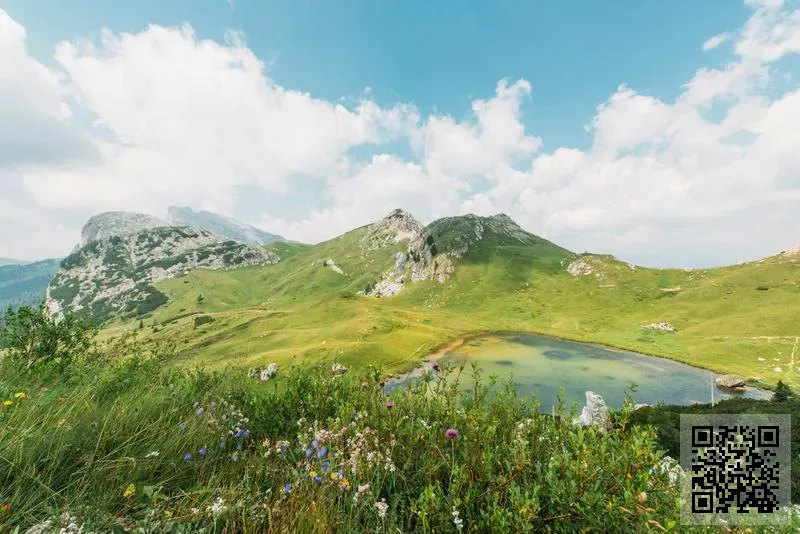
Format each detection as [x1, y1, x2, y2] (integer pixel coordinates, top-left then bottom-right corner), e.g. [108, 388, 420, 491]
[574, 391, 611, 431]
[331, 362, 348, 375]
[715, 374, 747, 389]
[633, 403, 652, 411]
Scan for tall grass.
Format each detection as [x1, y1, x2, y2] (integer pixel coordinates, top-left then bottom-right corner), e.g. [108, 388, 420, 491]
[0, 337, 692, 533]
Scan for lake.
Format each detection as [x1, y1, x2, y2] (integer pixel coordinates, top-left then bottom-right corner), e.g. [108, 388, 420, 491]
[388, 333, 771, 409]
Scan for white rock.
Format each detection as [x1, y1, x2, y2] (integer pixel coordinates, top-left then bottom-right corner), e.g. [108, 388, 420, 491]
[574, 391, 611, 431]
[331, 362, 348, 375]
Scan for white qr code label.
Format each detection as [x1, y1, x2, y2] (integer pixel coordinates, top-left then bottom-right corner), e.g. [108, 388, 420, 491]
[680, 414, 791, 526]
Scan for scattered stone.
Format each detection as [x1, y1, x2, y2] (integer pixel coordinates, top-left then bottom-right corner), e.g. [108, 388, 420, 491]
[574, 391, 611, 432]
[322, 259, 345, 275]
[567, 258, 594, 276]
[715, 375, 747, 389]
[248, 363, 278, 381]
[331, 362, 348, 375]
[650, 455, 683, 487]
[642, 322, 677, 333]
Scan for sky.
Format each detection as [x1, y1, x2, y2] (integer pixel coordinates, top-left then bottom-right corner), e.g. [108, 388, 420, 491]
[0, 0, 799, 267]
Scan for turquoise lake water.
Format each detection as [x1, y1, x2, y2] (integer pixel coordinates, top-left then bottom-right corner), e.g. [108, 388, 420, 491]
[389, 333, 770, 409]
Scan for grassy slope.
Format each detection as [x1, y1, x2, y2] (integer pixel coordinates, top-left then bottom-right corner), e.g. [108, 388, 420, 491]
[99, 222, 800, 388]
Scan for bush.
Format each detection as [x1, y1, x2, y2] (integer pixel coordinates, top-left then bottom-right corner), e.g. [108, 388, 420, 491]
[0, 302, 96, 372]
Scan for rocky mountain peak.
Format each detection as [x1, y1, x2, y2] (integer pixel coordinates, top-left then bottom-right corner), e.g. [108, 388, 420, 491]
[81, 211, 169, 247]
[360, 209, 423, 251]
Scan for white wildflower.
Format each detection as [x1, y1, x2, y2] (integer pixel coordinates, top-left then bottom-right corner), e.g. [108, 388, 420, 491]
[452, 506, 464, 530]
[208, 497, 227, 515]
[374, 499, 389, 518]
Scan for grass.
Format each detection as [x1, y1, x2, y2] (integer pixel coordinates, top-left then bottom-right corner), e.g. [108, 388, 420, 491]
[96, 221, 800, 390]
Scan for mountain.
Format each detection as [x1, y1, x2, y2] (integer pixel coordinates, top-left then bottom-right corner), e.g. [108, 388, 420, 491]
[81, 211, 170, 247]
[40, 208, 800, 389]
[0, 258, 61, 312]
[365, 211, 572, 296]
[166, 206, 286, 246]
[0, 258, 30, 267]
[46, 212, 280, 324]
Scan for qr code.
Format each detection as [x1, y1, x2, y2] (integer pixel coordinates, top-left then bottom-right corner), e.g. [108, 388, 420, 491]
[680, 414, 791, 526]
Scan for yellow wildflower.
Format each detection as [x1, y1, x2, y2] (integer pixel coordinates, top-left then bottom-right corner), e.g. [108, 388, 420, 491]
[163, 510, 173, 518]
[309, 470, 317, 478]
[14, 392, 26, 399]
[330, 472, 339, 481]
[2, 400, 12, 406]
[123, 484, 136, 498]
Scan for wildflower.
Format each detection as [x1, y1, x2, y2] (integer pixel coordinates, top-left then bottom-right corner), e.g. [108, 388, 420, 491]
[220, 440, 226, 449]
[445, 428, 459, 439]
[330, 472, 339, 481]
[452, 506, 463, 530]
[2, 400, 13, 406]
[321, 460, 330, 472]
[375, 499, 389, 518]
[305, 448, 313, 458]
[340, 478, 351, 491]
[309, 470, 318, 478]
[243, 429, 250, 439]
[123, 483, 136, 498]
[236, 443, 243, 450]
[386, 401, 395, 409]
[14, 392, 27, 399]
[431, 362, 441, 372]
[196, 407, 204, 416]
[276, 440, 289, 453]
[145, 451, 160, 458]
[209, 497, 226, 514]
[179, 423, 186, 432]
[316, 446, 328, 459]
[311, 439, 319, 449]
[232, 452, 239, 462]
[183, 452, 192, 461]
[198, 447, 207, 456]
[283, 483, 292, 494]
[314, 476, 323, 484]
[210, 401, 217, 408]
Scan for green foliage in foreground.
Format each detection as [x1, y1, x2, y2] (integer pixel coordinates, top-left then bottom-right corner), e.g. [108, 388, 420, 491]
[0, 340, 684, 533]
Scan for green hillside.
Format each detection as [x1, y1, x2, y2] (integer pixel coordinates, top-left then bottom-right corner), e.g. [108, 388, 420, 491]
[97, 213, 800, 388]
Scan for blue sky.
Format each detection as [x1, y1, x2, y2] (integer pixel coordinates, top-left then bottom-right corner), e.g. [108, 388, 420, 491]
[5, 0, 752, 151]
[1, 0, 799, 267]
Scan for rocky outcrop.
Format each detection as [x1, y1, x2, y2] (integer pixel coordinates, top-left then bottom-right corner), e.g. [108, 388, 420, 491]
[166, 206, 285, 245]
[359, 209, 423, 251]
[47, 215, 279, 323]
[574, 391, 612, 431]
[715, 375, 747, 389]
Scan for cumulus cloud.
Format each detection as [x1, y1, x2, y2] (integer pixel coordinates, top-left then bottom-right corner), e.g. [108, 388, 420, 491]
[0, 0, 799, 266]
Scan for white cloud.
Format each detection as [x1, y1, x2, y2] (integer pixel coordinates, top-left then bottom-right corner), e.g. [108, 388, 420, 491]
[702, 32, 730, 51]
[0, 1, 799, 266]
